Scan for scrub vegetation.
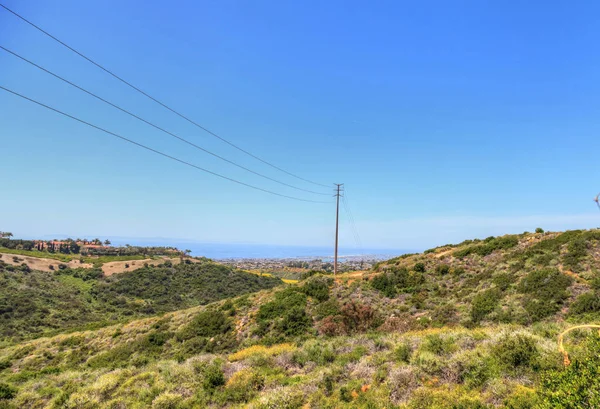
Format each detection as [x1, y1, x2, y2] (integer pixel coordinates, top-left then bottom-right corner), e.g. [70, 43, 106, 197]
[1, 229, 600, 408]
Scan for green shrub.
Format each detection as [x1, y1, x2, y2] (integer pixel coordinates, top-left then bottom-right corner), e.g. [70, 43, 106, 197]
[452, 266, 466, 276]
[302, 275, 332, 302]
[431, 303, 458, 325]
[371, 273, 396, 297]
[535, 228, 544, 234]
[203, 362, 225, 389]
[493, 272, 514, 291]
[493, 334, 538, 369]
[257, 288, 306, 322]
[0, 360, 11, 372]
[518, 269, 572, 321]
[177, 310, 232, 341]
[454, 235, 519, 258]
[421, 334, 456, 356]
[413, 262, 426, 272]
[569, 292, 600, 315]
[537, 334, 600, 408]
[459, 353, 497, 388]
[435, 264, 450, 275]
[394, 342, 412, 363]
[470, 289, 501, 323]
[276, 306, 312, 337]
[563, 239, 587, 271]
[224, 369, 265, 403]
[255, 287, 310, 339]
[0, 383, 16, 400]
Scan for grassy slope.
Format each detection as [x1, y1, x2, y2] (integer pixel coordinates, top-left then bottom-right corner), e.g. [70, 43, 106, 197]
[1, 229, 600, 408]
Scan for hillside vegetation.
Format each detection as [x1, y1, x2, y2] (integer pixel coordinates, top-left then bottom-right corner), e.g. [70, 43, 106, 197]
[1, 229, 600, 408]
[0, 259, 282, 344]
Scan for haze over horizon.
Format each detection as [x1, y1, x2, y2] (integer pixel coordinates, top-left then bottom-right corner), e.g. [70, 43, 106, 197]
[2, 0, 600, 251]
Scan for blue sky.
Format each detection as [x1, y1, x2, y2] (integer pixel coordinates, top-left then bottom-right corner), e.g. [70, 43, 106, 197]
[2, 0, 600, 251]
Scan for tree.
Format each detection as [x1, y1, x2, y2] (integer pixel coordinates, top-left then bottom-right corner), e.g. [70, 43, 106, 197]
[0, 232, 13, 239]
[535, 227, 544, 233]
[104, 239, 111, 246]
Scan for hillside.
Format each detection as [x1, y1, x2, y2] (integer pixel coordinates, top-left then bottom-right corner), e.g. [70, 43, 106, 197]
[0, 258, 282, 344]
[370, 228, 600, 327]
[1, 229, 600, 408]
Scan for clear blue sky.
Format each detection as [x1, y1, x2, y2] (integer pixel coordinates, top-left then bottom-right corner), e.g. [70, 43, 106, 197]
[2, 0, 600, 250]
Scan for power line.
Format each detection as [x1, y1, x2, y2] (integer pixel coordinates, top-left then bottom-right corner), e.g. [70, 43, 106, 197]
[0, 85, 331, 204]
[0, 3, 330, 189]
[0, 45, 329, 197]
[342, 189, 364, 254]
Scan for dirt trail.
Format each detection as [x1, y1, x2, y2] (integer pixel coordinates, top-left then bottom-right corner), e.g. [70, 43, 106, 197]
[558, 324, 600, 366]
[0, 252, 93, 272]
[0, 252, 184, 276]
[102, 257, 182, 276]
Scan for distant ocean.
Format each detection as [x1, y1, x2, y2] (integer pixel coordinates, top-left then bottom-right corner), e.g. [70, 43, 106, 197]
[106, 238, 410, 260]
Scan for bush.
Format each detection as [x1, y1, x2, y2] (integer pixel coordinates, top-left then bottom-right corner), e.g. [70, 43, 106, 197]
[535, 227, 544, 234]
[563, 239, 587, 271]
[203, 362, 225, 389]
[413, 262, 426, 272]
[454, 235, 519, 258]
[537, 335, 600, 408]
[224, 369, 265, 403]
[340, 300, 379, 333]
[371, 273, 396, 297]
[302, 276, 332, 302]
[421, 334, 456, 356]
[177, 310, 232, 341]
[0, 383, 17, 400]
[569, 292, 600, 315]
[393, 342, 412, 363]
[276, 306, 311, 337]
[256, 288, 310, 339]
[493, 334, 538, 369]
[452, 266, 466, 276]
[431, 303, 458, 325]
[318, 315, 346, 336]
[518, 269, 572, 321]
[470, 289, 501, 323]
[435, 264, 450, 275]
[493, 272, 514, 291]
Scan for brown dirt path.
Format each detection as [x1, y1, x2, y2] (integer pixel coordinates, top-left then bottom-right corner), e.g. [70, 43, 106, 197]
[558, 324, 600, 366]
[0, 252, 185, 276]
[0, 252, 93, 272]
[101, 257, 182, 276]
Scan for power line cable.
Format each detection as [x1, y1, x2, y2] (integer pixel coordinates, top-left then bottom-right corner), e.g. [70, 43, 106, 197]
[0, 85, 331, 204]
[0, 3, 330, 188]
[343, 196, 361, 250]
[342, 190, 364, 253]
[0, 45, 329, 196]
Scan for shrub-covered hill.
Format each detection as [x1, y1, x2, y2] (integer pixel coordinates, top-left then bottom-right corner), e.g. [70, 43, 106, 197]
[1, 229, 600, 408]
[370, 229, 600, 327]
[0, 259, 282, 343]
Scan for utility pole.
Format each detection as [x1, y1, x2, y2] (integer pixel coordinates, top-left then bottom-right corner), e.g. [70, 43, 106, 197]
[334, 183, 343, 276]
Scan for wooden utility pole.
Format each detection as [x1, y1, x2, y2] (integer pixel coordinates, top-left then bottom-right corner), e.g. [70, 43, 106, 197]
[334, 183, 343, 275]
